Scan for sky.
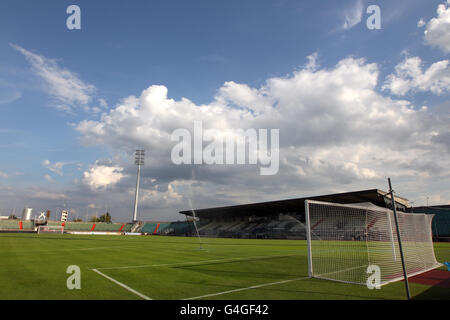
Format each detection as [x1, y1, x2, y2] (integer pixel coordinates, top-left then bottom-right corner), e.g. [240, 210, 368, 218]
[0, 0, 449, 222]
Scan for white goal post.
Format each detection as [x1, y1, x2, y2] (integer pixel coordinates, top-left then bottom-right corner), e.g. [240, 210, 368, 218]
[37, 225, 64, 234]
[304, 200, 441, 286]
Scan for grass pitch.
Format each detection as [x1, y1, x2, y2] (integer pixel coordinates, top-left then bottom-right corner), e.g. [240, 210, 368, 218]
[0, 233, 448, 300]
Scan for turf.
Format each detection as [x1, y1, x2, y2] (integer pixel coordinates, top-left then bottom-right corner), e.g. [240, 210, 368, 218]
[0, 233, 448, 300]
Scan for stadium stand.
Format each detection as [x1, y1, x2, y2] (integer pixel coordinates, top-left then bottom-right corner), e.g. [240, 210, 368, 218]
[180, 189, 413, 240]
[190, 213, 306, 239]
[140, 221, 197, 236]
[181, 190, 450, 241]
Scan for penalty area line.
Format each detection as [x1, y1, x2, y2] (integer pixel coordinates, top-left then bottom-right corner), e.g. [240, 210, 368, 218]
[91, 268, 152, 300]
[182, 276, 310, 300]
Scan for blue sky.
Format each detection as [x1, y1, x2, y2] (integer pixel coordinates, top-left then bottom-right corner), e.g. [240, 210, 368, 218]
[0, 0, 449, 221]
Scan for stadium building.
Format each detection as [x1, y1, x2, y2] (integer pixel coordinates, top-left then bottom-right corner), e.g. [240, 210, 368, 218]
[1, 188, 448, 241]
[179, 189, 412, 240]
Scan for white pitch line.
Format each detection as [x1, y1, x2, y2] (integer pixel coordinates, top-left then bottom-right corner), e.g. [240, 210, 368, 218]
[92, 268, 152, 300]
[183, 276, 310, 300]
[92, 253, 299, 271]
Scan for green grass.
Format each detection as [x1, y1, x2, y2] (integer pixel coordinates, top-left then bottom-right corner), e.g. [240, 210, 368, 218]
[0, 233, 448, 300]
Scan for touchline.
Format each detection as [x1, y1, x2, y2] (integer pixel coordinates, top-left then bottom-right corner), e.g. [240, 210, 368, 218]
[171, 120, 279, 175]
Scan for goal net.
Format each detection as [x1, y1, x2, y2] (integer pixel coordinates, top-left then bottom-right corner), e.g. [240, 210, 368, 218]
[37, 225, 64, 234]
[305, 200, 441, 286]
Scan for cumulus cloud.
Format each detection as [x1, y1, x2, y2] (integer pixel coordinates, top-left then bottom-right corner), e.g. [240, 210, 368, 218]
[422, 1, 450, 53]
[383, 56, 450, 95]
[75, 54, 450, 215]
[82, 162, 125, 190]
[11, 44, 96, 113]
[140, 181, 184, 206]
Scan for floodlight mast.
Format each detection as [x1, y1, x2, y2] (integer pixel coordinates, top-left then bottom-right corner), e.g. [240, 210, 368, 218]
[132, 150, 145, 223]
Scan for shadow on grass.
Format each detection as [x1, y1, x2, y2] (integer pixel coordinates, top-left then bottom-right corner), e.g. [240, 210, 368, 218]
[176, 278, 386, 300]
[175, 265, 302, 279]
[173, 264, 388, 300]
[171, 255, 304, 276]
[412, 285, 450, 300]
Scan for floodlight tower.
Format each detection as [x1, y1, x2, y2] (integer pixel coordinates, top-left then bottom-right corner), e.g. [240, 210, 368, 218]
[132, 149, 145, 222]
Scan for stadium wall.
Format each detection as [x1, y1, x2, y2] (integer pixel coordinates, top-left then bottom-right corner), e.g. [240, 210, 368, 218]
[0, 220, 34, 231]
[0, 220, 134, 233]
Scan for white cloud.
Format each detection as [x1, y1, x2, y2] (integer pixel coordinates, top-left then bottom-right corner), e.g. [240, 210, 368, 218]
[42, 160, 66, 176]
[423, 2, 450, 53]
[31, 191, 67, 200]
[11, 44, 96, 113]
[98, 98, 108, 108]
[82, 162, 125, 190]
[44, 174, 54, 182]
[417, 19, 426, 28]
[0, 171, 8, 178]
[383, 56, 450, 95]
[140, 181, 183, 206]
[343, 0, 364, 30]
[75, 54, 450, 213]
[304, 52, 319, 71]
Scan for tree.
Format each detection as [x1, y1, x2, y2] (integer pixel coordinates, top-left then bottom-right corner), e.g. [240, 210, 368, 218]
[89, 212, 112, 223]
[98, 212, 112, 223]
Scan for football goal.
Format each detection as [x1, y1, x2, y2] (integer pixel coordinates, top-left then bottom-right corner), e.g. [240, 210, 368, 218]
[37, 225, 64, 234]
[304, 200, 441, 286]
